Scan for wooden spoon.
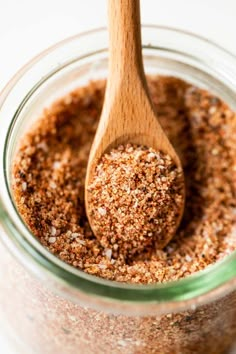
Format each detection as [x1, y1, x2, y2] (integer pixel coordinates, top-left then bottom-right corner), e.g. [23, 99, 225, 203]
[85, 0, 185, 246]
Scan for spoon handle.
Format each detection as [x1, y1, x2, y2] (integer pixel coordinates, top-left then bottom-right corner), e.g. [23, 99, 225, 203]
[107, 0, 146, 86]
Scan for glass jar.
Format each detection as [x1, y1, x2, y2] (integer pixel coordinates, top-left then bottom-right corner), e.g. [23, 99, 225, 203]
[1, 26, 236, 354]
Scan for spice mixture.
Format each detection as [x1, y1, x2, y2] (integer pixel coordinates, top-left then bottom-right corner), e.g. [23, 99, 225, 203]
[87, 144, 184, 256]
[12, 76, 236, 284]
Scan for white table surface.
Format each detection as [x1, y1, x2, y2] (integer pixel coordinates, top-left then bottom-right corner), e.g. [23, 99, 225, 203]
[1, 0, 236, 352]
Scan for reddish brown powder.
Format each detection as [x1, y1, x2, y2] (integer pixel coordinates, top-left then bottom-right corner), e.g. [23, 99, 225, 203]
[12, 76, 236, 284]
[87, 144, 184, 256]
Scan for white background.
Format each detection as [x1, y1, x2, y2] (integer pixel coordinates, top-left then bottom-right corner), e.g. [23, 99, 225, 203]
[0, 0, 236, 352]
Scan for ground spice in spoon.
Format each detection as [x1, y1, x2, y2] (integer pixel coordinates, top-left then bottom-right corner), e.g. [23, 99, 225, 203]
[87, 144, 184, 256]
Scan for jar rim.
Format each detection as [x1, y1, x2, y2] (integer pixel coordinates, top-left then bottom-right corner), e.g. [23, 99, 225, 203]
[1, 25, 236, 313]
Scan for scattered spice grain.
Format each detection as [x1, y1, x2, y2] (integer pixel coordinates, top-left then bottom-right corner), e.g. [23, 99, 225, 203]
[87, 144, 184, 256]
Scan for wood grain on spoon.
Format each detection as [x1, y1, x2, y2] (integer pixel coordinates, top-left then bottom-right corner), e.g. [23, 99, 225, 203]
[85, 0, 185, 246]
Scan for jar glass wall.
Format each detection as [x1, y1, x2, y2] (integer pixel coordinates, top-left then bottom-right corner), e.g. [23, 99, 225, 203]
[1, 26, 236, 354]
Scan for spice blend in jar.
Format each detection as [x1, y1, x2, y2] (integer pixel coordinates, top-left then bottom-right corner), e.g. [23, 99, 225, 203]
[9, 75, 236, 354]
[13, 76, 236, 284]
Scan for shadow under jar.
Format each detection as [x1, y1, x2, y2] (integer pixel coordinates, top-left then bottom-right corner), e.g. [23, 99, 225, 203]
[1, 26, 236, 354]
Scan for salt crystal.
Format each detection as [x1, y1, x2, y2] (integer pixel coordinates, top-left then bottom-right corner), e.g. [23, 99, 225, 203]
[185, 255, 192, 262]
[215, 224, 223, 232]
[98, 207, 106, 216]
[22, 182, 27, 191]
[148, 152, 156, 159]
[134, 151, 143, 160]
[68, 315, 77, 322]
[50, 226, 57, 236]
[71, 232, 79, 238]
[209, 106, 217, 114]
[98, 264, 107, 269]
[117, 340, 127, 347]
[53, 161, 61, 169]
[127, 146, 134, 153]
[105, 248, 112, 259]
[49, 181, 57, 189]
[78, 239, 86, 246]
[211, 148, 219, 155]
